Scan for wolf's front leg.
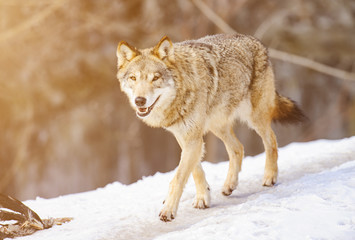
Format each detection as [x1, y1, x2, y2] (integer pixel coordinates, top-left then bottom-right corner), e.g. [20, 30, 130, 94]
[159, 138, 204, 222]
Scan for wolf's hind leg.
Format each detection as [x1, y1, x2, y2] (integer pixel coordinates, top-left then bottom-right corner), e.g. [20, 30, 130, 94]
[252, 119, 278, 186]
[192, 162, 210, 209]
[211, 126, 244, 196]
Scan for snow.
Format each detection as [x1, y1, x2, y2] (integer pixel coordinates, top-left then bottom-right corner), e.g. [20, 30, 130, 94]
[17, 137, 355, 240]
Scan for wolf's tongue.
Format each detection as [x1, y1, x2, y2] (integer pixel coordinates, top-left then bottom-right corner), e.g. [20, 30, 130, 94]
[138, 107, 147, 113]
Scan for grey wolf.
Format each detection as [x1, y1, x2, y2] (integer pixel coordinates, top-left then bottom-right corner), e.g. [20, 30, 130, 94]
[116, 33, 305, 221]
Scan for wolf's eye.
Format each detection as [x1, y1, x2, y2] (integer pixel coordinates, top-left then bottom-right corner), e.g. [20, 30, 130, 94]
[129, 76, 136, 81]
[152, 76, 160, 81]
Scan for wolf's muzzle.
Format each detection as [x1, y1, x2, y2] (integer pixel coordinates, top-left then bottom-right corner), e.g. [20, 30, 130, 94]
[136, 96, 160, 118]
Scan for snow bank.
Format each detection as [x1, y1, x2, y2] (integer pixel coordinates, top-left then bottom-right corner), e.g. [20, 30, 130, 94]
[19, 137, 355, 240]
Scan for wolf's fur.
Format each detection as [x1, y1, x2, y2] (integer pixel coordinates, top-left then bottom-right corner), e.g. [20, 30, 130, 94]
[116, 33, 305, 221]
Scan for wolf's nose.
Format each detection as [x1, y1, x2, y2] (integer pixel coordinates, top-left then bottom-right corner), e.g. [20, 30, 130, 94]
[135, 97, 146, 107]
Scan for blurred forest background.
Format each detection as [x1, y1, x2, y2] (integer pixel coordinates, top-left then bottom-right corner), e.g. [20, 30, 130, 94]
[0, 0, 354, 200]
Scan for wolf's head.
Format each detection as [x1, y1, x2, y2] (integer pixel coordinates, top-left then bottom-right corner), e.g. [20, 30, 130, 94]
[116, 36, 176, 126]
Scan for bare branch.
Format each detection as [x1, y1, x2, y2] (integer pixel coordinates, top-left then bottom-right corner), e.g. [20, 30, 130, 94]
[268, 49, 355, 81]
[191, 0, 236, 34]
[0, 0, 69, 44]
[254, 10, 289, 39]
[191, 0, 355, 82]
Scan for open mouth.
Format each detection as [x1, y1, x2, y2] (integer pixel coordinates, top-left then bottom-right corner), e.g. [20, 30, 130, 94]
[136, 96, 160, 118]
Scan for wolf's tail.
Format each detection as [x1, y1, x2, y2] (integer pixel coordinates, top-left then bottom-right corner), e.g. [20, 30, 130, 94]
[272, 92, 307, 124]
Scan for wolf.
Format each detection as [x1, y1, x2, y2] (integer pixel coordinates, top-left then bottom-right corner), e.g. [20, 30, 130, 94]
[116, 33, 305, 222]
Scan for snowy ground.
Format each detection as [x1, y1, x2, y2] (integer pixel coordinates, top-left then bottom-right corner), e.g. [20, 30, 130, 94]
[16, 137, 355, 240]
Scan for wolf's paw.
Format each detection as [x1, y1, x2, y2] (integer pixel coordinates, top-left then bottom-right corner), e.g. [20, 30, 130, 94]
[159, 211, 175, 222]
[262, 170, 278, 186]
[222, 178, 238, 196]
[222, 185, 235, 196]
[159, 206, 176, 222]
[192, 191, 210, 209]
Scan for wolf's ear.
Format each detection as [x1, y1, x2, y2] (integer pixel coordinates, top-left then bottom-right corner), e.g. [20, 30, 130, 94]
[117, 41, 139, 69]
[153, 36, 174, 62]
